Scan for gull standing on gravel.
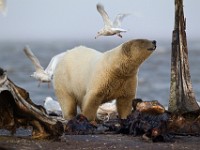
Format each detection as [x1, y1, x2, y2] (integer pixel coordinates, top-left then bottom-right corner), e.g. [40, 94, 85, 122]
[23, 46, 65, 87]
[95, 3, 130, 39]
[44, 96, 62, 116]
[97, 100, 117, 121]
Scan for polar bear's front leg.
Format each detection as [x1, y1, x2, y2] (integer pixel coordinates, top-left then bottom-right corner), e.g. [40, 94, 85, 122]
[82, 91, 103, 121]
[116, 98, 133, 119]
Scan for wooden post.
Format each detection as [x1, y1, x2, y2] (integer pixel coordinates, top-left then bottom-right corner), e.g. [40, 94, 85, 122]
[168, 0, 199, 113]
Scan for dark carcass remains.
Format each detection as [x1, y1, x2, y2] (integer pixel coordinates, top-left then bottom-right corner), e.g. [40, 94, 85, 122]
[104, 99, 200, 142]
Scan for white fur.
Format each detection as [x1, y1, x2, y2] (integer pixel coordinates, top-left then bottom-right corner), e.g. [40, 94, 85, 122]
[53, 39, 156, 121]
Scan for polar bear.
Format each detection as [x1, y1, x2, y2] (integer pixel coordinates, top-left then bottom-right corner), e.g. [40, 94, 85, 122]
[53, 39, 156, 121]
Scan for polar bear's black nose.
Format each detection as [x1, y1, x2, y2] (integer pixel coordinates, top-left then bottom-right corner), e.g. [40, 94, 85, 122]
[152, 40, 156, 46]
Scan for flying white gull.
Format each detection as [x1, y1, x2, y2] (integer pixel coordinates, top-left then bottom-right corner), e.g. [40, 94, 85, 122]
[23, 46, 51, 86]
[0, 0, 7, 16]
[95, 3, 130, 39]
[44, 96, 62, 116]
[23, 45, 65, 87]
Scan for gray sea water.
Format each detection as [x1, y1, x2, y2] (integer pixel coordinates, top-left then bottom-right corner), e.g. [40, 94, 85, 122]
[0, 39, 200, 107]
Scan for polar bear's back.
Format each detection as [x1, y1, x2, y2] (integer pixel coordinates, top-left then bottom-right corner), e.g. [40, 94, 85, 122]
[53, 46, 102, 100]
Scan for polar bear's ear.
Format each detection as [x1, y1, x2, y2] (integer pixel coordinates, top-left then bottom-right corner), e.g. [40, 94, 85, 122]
[122, 41, 132, 56]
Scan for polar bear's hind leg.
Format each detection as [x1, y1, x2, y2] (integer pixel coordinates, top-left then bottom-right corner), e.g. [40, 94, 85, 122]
[56, 91, 77, 120]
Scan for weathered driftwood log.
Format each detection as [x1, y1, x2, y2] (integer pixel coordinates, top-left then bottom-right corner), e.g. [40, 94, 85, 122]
[0, 68, 64, 139]
[169, 0, 200, 113]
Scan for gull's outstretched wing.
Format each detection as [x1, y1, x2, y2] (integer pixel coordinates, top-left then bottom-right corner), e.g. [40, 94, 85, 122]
[23, 45, 44, 73]
[96, 3, 112, 27]
[23, 46, 51, 85]
[45, 52, 65, 78]
[113, 13, 130, 28]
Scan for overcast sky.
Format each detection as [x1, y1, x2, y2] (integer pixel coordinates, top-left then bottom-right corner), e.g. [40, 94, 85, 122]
[0, 0, 199, 41]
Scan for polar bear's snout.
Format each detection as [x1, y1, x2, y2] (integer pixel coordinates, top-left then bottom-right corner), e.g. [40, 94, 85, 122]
[147, 40, 157, 51]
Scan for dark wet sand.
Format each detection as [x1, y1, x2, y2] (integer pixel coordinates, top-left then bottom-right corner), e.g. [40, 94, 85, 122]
[1, 133, 200, 150]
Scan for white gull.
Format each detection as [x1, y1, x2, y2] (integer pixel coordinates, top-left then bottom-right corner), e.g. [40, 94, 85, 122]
[23, 45, 65, 86]
[44, 96, 62, 116]
[95, 3, 130, 39]
[23, 46, 51, 86]
[97, 100, 117, 121]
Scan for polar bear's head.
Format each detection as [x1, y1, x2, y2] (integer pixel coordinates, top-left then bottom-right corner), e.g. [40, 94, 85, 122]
[122, 39, 156, 65]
